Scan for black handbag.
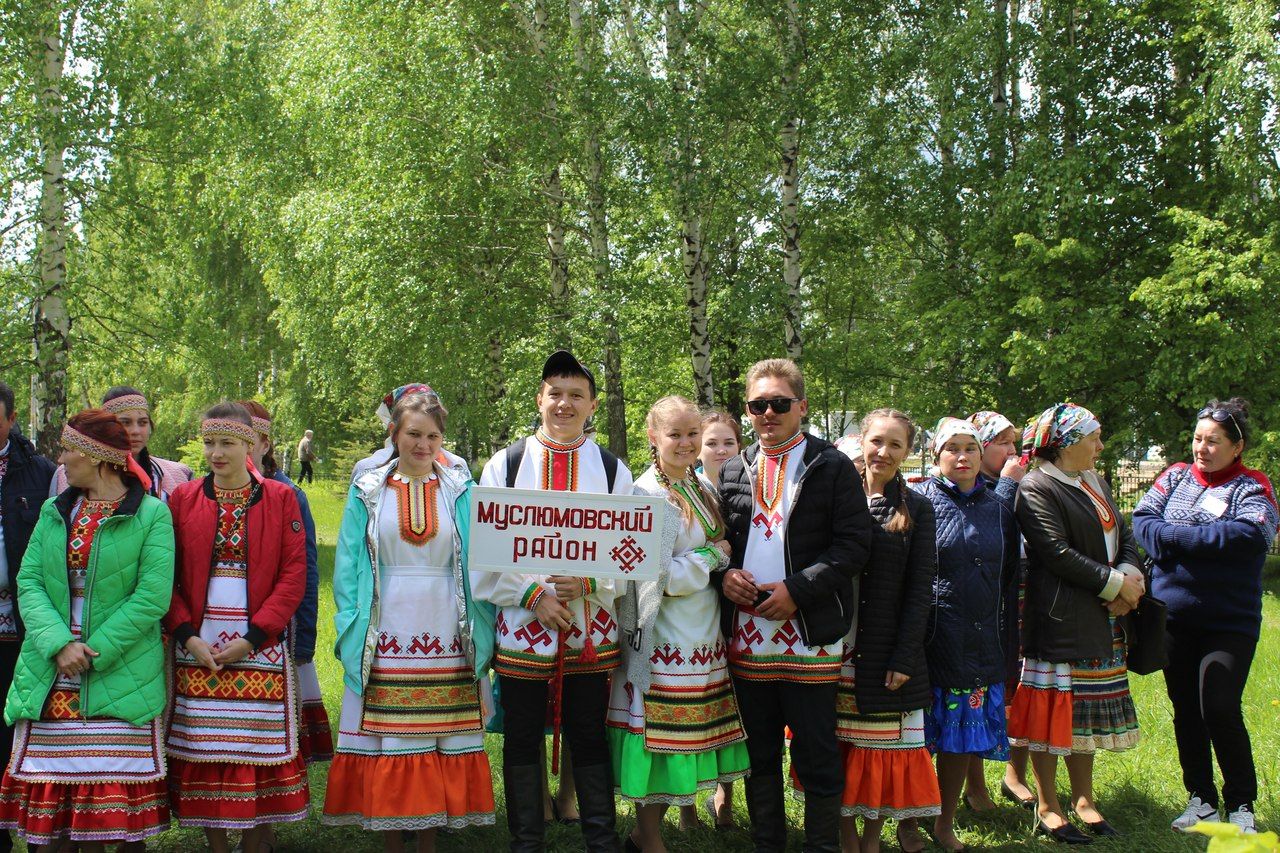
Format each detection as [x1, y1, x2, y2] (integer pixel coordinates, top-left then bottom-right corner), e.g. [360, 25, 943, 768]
[1125, 558, 1168, 675]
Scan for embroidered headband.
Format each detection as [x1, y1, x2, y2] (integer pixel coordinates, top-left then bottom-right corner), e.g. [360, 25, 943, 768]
[376, 383, 436, 428]
[62, 424, 127, 466]
[61, 424, 153, 491]
[932, 417, 984, 455]
[102, 394, 149, 416]
[250, 415, 271, 438]
[201, 418, 256, 444]
[1020, 403, 1100, 463]
[968, 410, 1014, 448]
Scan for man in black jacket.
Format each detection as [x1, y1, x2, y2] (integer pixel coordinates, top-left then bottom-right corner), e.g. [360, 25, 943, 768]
[718, 359, 872, 853]
[0, 381, 55, 853]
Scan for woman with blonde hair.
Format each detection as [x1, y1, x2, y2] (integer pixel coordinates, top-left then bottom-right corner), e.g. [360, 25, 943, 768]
[610, 396, 749, 852]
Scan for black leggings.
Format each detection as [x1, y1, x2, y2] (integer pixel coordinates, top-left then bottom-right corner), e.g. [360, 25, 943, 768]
[1164, 625, 1257, 811]
[498, 671, 611, 769]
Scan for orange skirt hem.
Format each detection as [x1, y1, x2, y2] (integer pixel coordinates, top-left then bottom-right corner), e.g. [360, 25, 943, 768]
[838, 743, 940, 819]
[322, 750, 495, 829]
[1007, 684, 1073, 755]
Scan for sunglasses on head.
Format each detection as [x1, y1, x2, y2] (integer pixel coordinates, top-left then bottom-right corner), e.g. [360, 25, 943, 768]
[1197, 406, 1242, 437]
[747, 397, 801, 415]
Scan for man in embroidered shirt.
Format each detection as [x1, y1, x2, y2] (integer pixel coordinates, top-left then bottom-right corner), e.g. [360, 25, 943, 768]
[718, 359, 872, 853]
[0, 381, 55, 853]
[475, 350, 633, 853]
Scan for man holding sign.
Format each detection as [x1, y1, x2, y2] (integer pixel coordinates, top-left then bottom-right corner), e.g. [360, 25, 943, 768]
[475, 350, 633, 853]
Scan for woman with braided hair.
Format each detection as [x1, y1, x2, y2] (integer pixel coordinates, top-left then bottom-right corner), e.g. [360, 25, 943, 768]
[609, 396, 748, 853]
[834, 409, 940, 853]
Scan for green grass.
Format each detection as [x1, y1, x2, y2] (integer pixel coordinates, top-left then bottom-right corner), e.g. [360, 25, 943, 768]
[132, 481, 1280, 850]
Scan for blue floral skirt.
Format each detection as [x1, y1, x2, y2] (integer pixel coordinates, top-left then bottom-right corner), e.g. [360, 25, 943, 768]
[925, 682, 1009, 760]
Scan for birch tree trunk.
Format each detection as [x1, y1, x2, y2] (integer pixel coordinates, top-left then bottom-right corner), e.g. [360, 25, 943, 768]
[569, 0, 627, 459]
[779, 0, 805, 362]
[528, 0, 571, 344]
[665, 1, 714, 407]
[31, 6, 71, 456]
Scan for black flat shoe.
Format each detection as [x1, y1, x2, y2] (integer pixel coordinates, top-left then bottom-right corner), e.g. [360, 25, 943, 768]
[1036, 820, 1093, 844]
[550, 799, 581, 826]
[624, 834, 643, 853]
[1002, 780, 1037, 810]
[1074, 815, 1120, 837]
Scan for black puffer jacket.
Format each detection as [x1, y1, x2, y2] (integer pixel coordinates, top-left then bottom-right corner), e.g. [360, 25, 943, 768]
[719, 434, 872, 647]
[849, 478, 936, 714]
[1, 429, 56, 638]
[1015, 467, 1140, 662]
[916, 477, 1019, 689]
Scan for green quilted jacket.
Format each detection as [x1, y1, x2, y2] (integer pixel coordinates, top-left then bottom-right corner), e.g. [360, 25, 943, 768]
[5, 481, 175, 726]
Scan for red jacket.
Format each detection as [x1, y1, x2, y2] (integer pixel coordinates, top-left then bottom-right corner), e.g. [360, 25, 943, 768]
[165, 471, 306, 650]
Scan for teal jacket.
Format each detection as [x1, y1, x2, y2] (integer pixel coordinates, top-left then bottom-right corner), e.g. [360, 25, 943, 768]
[6, 482, 175, 726]
[332, 459, 495, 696]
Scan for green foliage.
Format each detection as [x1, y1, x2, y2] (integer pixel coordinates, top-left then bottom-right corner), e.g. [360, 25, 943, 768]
[2, 0, 1278, 487]
[1190, 822, 1280, 852]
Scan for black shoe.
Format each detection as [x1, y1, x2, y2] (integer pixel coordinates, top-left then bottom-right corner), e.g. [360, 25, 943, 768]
[1036, 819, 1093, 845]
[1073, 814, 1121, 837]
[1001, 780, 1037, 810]
[802, 793, 841, 853]
[744, 773, 788, 852]
[624, 834, 642, 853]
[550, 798, 581, 826]
[571, 762, 621, 853]
[504, 764, 547, 852]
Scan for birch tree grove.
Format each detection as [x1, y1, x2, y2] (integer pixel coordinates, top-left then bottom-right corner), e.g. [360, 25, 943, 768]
[2, 0, 1278, 471]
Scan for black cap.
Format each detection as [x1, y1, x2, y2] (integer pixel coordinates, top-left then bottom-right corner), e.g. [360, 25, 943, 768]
[541, 349, 596, 397]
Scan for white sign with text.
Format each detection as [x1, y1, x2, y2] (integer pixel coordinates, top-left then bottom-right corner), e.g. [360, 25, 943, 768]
[468, 486, 664, 581]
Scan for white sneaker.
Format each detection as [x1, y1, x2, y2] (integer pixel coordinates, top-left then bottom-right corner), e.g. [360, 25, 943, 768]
[1227, 806, 1257, 834]
[1172, 797, 1219, 832]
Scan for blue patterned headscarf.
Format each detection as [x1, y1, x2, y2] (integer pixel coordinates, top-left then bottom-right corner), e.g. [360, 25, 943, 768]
[968, 410, 1015, 448]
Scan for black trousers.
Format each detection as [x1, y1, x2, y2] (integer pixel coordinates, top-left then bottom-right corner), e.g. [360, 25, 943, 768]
[0, 641, 17, 852]
[1164, 625, 1257, 811]
[299, 460, 314, 483]
[733, 675, 843, 797]
[498, 671, 611, 769]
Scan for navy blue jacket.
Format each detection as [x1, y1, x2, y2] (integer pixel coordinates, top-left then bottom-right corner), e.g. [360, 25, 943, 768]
[2, 430, 56, 639]
[272, 470, 319, 661]
[917, 476, 1020, 689]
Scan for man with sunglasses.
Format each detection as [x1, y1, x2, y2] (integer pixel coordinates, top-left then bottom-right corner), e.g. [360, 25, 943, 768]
[717, 359, 872, 852]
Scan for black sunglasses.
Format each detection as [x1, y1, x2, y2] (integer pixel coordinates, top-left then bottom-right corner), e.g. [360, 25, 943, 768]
[1197, 406, 1242, 437]
[747, 397, 801, 415]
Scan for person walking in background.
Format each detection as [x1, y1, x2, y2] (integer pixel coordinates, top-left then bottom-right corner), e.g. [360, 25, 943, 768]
[0, 410, 173, 851]
[297, 429, 316, 484]
[718, 359, 872, 853]
[834, 410, 939, 853]
[965, 409, 1034, 812]
[610, 396, 749, 852]
[50, 387, 192, 501]
[1133, 398, 1278, 836]
[1009, 403, 1143, 844]
[0, 382, 55, 853]
[241, 401, 331, 765]
[915, 418, 1019, 851]
[165, 403, 309, 853]
[474, 350, 633, 853]
[323, 390, 495, 852]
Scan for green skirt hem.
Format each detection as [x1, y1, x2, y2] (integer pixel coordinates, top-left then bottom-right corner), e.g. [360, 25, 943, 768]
[607, 727, 750, 805]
